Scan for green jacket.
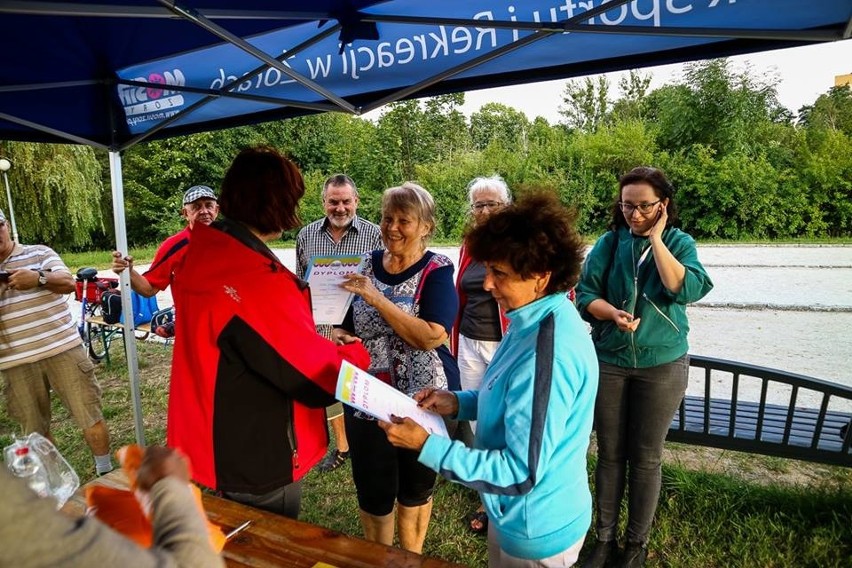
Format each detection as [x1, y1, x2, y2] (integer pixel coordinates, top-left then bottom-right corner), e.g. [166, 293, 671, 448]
[575, 226, 713, 369]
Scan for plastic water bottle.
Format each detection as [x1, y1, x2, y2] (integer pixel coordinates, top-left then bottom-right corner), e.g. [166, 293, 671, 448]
[9, 444, 50, 498]
[3, 433, 79, 508]
[27, 433, 80, 507]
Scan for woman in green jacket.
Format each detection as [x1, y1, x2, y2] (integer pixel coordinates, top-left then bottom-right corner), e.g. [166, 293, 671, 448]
[575, 167, 713, 568]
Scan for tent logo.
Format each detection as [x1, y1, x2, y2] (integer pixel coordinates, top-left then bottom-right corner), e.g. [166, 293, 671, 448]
[146, 73, 167, 100]
[119, 70, 187, 122]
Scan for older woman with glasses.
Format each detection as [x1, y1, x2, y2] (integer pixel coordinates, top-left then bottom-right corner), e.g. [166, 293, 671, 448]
[451, 175, 511, 535]
[575, 167, 713, 568]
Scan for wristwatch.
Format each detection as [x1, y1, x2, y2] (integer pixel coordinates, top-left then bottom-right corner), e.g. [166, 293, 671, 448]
[36, 270, 47, 287]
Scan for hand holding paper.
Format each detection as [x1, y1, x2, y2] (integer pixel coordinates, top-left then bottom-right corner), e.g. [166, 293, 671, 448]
[336, 360, 449, 439]
[378, 415, 430, 451]
[304, 255, 364, 325]
[414, 387, 460, 417]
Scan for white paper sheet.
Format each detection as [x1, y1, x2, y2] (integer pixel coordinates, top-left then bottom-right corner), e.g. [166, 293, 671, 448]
[335, 360, 449, 438]
[304, 255, 364, 325]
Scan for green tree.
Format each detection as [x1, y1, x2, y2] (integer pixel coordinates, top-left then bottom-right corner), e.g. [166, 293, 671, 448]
[0, 141, 105, 250]
[119, 131, 237, 246]
[798, 86, 852, 137]
[559, 76, 610, 133]
[651, 59, 782, 156]
[795, 127, 852, 236]
[469, 103, 530, 151]
[610, 70, 652, 123]
[375, 95, 470, 181]
[375, 100, 425, 180]
[421, 94, 470, 160]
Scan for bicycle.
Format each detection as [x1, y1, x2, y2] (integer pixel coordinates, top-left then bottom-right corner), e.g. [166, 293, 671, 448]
[74, 267, 117, 361]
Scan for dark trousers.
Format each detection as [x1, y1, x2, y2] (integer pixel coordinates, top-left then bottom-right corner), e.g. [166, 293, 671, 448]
[223, 480, 303, 519]
[593, 356, 688, 544]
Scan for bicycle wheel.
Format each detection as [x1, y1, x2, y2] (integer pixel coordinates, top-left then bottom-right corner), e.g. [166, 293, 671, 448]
[86, 321, 108, 361]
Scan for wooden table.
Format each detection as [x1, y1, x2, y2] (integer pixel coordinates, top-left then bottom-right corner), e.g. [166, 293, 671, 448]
[63, 471, 464, 568]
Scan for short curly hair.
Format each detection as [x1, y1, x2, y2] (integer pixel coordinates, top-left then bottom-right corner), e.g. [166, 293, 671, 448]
[466, 191, 585, 293]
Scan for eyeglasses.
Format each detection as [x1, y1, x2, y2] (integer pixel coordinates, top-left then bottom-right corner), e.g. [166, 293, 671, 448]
[618, 200, 661, 215]
[472, 201, 503, 212]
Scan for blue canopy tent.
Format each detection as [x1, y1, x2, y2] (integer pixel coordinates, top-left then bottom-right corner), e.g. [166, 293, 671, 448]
[1, 0, 851, 445]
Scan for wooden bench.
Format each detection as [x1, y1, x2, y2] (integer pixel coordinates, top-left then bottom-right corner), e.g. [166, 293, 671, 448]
[63, 471, 464, 568]
[88, 316, 152, 335]
[667, 355, 852, 467]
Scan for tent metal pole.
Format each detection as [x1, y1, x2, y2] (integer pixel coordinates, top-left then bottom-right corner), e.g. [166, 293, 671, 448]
[109, 150, 146, 447]
[118, 16, 344, 150]
[162, 0, 357, 113]
[0, 113, 108, 149]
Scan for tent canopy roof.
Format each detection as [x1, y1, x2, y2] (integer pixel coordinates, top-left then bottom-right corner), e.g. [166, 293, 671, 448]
[1, 0, 850, 150]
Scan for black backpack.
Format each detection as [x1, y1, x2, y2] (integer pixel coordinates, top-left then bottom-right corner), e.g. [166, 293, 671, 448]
[101, 290, 122, 324]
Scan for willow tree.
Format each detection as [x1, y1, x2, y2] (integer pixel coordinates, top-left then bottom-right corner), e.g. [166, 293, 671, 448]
[0, 141, 104, 251]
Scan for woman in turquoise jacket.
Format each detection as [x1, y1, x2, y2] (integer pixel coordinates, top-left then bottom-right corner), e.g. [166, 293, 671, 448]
[575, 167, 713, 568]
[379, 192, 599, 567]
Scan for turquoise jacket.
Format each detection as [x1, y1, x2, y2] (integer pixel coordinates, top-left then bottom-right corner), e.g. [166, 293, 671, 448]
[419, 293, 598, 560]
[575, 226, 713, 368]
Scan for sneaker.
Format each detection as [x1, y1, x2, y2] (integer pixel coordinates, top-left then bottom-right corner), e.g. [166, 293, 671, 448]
[581, 540, 619, 568]
[317, 449, 349, 473]
[618, 542, 647, 568]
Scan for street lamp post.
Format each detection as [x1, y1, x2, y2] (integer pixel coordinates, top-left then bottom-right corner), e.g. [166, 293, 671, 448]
[0, 158, 20, 243]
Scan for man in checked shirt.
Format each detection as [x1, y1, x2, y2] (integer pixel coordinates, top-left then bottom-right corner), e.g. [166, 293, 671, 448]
[296, 174, 382, 472]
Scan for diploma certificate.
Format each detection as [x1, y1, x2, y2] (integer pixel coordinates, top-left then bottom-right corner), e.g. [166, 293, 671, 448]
[304, 255, 364, 325]
[336, 360, 449, 438]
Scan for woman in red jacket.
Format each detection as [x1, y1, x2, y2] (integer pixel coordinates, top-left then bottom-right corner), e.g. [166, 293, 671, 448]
[168, 146, 370, 519]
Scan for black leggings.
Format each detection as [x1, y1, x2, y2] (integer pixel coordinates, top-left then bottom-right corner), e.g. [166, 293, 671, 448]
[344, 410, 437, 516]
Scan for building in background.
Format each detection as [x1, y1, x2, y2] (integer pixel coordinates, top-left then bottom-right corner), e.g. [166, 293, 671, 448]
[835, 73, 852, 88]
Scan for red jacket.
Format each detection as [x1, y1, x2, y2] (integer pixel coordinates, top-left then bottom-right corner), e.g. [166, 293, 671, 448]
[450, 243, 575, 356]
[168, 221, 369, 493]
[451, 243, 509, 357]
[143, 227, 190, 292]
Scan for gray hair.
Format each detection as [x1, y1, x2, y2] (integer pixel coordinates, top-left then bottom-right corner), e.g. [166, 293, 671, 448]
[466, 175, 512, 205]
[382, 182, 437, 240]
[322, 174, 358, 199]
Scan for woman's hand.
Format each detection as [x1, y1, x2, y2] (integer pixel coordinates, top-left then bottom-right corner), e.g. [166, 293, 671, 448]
[378, 415, 429, 451]
[647, 201, 687, 294]
[612, 309, 641, 333]
[331, 328, 362, 346]
[648, 203, 668, 243]
[340, 273, 380, 306]
[414, 388, 459, 417]
[341, 273, 448, 350]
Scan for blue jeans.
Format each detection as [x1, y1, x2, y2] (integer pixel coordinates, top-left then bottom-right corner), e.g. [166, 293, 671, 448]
[592, 356, 688, 544]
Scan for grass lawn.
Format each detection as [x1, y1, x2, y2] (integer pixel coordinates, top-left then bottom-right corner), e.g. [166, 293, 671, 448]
[1, 340, 850, 566]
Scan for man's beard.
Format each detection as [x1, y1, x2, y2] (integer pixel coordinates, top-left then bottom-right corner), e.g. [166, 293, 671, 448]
[328, 214, 354, 229]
